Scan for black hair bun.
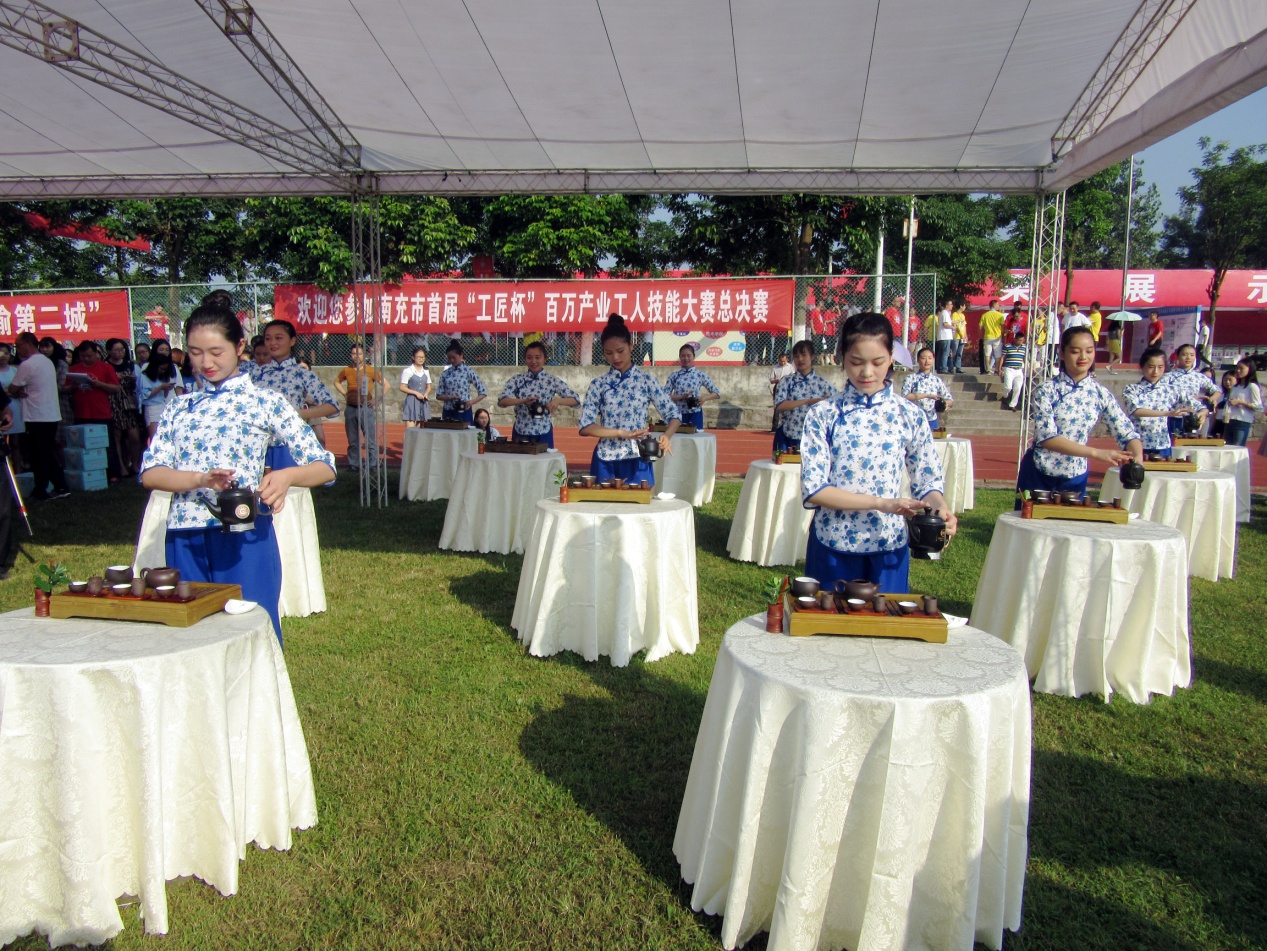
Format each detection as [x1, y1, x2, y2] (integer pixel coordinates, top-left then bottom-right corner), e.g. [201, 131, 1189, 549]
[606, 313, 627, 330]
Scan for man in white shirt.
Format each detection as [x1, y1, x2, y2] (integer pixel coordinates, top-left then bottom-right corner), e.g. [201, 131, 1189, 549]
[1062, 301, 1090, 334]
[935, 300, 954, 372]
[6, 332, 69, 500]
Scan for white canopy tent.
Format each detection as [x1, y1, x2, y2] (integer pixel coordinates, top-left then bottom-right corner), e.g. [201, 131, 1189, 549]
[0, 0, 1261, 199]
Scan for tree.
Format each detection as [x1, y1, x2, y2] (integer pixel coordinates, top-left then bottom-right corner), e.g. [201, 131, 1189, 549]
[0, 201, 123, 289]
[1161, 138, 1267, 330]
[888, 195, 1012, 301]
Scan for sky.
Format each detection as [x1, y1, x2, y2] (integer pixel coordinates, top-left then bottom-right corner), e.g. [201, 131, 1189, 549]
[1138, 85, 1267, 217]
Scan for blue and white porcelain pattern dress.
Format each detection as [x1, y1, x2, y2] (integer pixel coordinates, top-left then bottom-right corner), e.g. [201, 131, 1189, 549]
[500, 369, 580, 445]
[773, 369, 837, 448]
[664, 365, 720, 430]
[579, 367, 680, 483]
[900, 371, 953, 428]
[248, 357, 339, 468]
[436, 362, 488, 423]
[1124, 379, 1199, 454]
[1162, 366, 1221, 402]
[1026, 371, 1140, 482]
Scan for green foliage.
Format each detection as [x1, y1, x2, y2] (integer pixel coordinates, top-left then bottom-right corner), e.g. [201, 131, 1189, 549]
[478, 195, 658, 277]
[760, 574, 784, 605]
[31, 562, 70, 593]
[891, 194, 1013, 300]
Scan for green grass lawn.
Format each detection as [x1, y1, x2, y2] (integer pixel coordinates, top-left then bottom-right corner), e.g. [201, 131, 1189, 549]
[2, 478, 1264, 950]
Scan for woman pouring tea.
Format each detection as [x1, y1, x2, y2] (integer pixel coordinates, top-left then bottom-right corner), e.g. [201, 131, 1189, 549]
[140, 303, 336, 644]
[800, 312, 954, 593]
[578, 314, 680, 486]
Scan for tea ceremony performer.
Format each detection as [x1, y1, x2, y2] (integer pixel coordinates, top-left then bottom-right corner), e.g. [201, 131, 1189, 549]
[665, 343, 721, 430]
[579, 313, 680, 485]
[435, 339, 487, 424]
[800, 312, 955, 593]
[1162, 343, 1218, 436]
[1017, 325, 1143, 503]
[1125, 347, 1203, 460]
[772, 339, 836, 451]
[250, 319, 340, 469]
[498, 339, 580, 447]
[901, 346, 954, 431]
[140, 303, 337, 643]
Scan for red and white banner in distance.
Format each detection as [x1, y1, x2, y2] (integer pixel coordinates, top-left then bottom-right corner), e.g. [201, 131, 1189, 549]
[272, 278, 795, 333]
[0, 290, 131, 345]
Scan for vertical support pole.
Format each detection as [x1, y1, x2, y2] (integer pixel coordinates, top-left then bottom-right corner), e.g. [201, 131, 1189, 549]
[351, 192, 388, 509]
[1018, 190, 1067, 473]
[902, 197, 915, 352]
[873, 230, 885, 312]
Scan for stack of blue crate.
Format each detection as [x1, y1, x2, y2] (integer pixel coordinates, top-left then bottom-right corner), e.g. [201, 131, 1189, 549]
[63, 424, 109, 491]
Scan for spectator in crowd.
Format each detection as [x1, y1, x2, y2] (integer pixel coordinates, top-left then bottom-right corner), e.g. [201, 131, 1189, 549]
[1223, 359, 1263, 446]
[137, 344, 182, 440]
[979, 298, 1005, 374]
[251, 336, 270, 368]
[38, 337, 73, 453]
[1062, 301, 1090, 334]
[498, 340, 579, 447]
[1210, 371, 1237, 439]
[1197, 318, 1213, 369]
[950, 301, 968, 373]
[435, 340, 488, 424]
[334, 342, 384, 471]
[399, 346, 433, 428]
[1105, 316, 1123, 370]
[1087, 302, 1103, 346]
[1147, 310, 1164, 348]
[105, 339, 143, 477]
[934, 300, 954, 373]
[666, 343, 721, 430]
[999, 331, 1029, 411]
[902, 347, 954, 430]
[135, 342, 151, 366]
[66, 341, 123, 483]
[1003, 303, 1027, 344]
[171, 347, 196, 391]
[0, 343, 24, 472]
[0, 387, 13, 578]
[8, 332, 69, 500]
[473, 407, 501, 442]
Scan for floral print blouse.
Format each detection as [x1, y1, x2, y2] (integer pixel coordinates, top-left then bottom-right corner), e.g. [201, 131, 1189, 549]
[579, 366, 680, 461]
[436, 363, 488, 405]
[900, 371, 952, 422]
[773, 370, 837, 440]
[499, 370, 580, 436]
[1124, 379, 1199, 451]
[1030, 371, 1140, 478]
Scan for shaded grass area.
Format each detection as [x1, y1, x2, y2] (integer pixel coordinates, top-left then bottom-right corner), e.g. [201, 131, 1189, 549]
[1, 478, 1264, 950]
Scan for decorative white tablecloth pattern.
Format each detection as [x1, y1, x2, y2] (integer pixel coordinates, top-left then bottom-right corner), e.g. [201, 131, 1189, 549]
[652, 432, 717, 505]
[970, 512, 1191, 703]
[1171, 445, 1251, 523]
[512, 499, 698, 665]
[726, 460, 812, 567]
[900, 436, 975, 512]
[1098, 467, 1237, 581]
[0, 608, 316, 947]
[133, 488, 327, 618]
[439, 450, 567, 554]
[398, 426, 479, 501]
[675, 616, 1030, 951]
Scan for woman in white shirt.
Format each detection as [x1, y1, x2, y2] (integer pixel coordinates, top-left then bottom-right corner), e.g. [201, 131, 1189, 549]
[399, 345, 433, 426]
[1223, 359, 1263, 446]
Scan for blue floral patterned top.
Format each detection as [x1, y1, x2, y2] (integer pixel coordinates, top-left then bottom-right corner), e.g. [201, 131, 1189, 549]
[500, 369, 580, 436]
[900, 371, 952, 422]
[579, 366, 680, 461]
[141, 372, 336, 530]
[436, 363, 488, 405]
[1124, 379, 1200, 451]
[665, 366, 720, 401]
[773, 369, 837, 439]
[248, 358, 339, 418]
[1030, 371, 1140, 478]
[1162, 367, 1220, 402]
[801, 382, 944, 553]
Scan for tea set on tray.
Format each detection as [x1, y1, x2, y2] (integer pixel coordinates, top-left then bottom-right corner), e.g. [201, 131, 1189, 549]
[65, 565, 195, 601]
[788, 576, 939, 617]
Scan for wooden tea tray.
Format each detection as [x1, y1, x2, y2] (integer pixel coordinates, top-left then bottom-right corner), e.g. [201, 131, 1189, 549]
[772, 451, 801, 465]
[485, 440, 549, 454]
[932, 430, 950, 440]
[1142, 460, 1198, 472]
[784, 592, 947, 643]
[1172, 437, 1225, 446]
[50, 583, 243, 627]
[423, 420, 470, 431]
[1027, 504, 1129, 523]
[566, 487, 653, 504]
[651, 422, 697, 433]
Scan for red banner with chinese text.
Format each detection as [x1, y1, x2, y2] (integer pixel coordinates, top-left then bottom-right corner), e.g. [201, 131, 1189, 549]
[273, 278, 795, 334]
[0, 290, 131, 345]
[966, 269, 1267, 311]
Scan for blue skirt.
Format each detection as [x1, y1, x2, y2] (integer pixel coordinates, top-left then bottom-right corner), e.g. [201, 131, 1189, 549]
[512, 427, 554, 448]
[774, 427, 799, 452]
[443, 405, 474, 424]
[804, 527, 911, 594]
[682, 408, 705, 430]
[265, 443, 297, 471]
[590, 449, 654, 486]
[1015, 446, 1089, 508]
[166, 516, 284, 646]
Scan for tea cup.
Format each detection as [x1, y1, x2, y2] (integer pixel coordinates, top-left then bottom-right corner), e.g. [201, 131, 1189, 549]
[872, 593, 887, 613]
[581, 475, 596, 488]
[845, 598, 866, 613]
[818, 591, 836, 611]
[154, 585, 175, 599]
[111, 583, 132, 597]
[175, 581, 194, 600]
[790, 576, 819, 597]
[86, 576, 104, 595]
[612, 478, 626, 488]
[68, 580, 88, 594]
[795, 596, 818, 612]
[129, 578, 147, 598]
[104, 565, 133, 586]
[922, 595, 939, 615]
[897, 600, 918, 615]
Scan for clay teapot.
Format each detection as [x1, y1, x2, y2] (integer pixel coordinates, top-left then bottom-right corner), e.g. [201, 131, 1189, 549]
[934, 398, 947, 414]
[835, 579, 878, 601]
[144, 566, 180, 588]
[637, 433, 663, 461]
[199, 482, 267, 533]
[528, 399, 549, 418]
[1180, 413, 1202, 435]
[1119, 460, 1146, 491]
[908, 506, 948, 560]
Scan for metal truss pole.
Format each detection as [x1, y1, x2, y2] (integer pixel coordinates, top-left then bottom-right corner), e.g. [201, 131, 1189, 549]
[351, 192, 387, 509]
[1017, 190, 1066, 472]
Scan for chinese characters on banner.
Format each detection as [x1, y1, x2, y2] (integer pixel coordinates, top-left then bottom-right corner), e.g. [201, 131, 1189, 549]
[272, 278, 795, 334]
[975, 268, 1267, 310]
[0, 290, 131, 345]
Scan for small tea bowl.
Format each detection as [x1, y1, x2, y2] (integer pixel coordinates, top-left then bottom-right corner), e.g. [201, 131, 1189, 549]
[897, 600, 919, 615]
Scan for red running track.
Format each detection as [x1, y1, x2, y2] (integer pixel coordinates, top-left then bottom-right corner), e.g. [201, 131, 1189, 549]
[323, 425, 1267, 490]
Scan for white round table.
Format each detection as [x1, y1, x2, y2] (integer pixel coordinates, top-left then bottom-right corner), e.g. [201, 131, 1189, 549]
[651, 432, 717, 505]
[511, 498, 698, 666]
[439, 450, 568, 555]
[970, 512, 1191, 703]
[726, 460, 812, 567]
[1170, 444, 1251, 523]
[1098, 466, 1238, 581]
[674, 615, 1030, 951]
[0, 608, 316, 947]
[133, 488, 327, 619]
[398, 426, 479, 501]
[899, 436, 975, 512]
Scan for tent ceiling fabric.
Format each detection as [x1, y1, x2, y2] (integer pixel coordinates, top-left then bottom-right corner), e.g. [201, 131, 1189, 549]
[0, 0, 1262, 199]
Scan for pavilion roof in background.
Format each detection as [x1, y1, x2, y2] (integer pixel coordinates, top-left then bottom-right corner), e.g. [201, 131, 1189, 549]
[0, 0, 1263, 199]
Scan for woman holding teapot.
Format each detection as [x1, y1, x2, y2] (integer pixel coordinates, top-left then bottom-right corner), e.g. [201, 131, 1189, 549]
[140, 303, 336, 643]
[578, 314, 680, 485]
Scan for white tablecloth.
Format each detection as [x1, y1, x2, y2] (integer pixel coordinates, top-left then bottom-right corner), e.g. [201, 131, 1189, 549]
[0, 608, 316, 947]
[133, 488, 327, 618]
[398, 426, 479, 501]
[899, 436, 975, 512]
[1171, 445, 1251, 522]
[652, 432, 717, 505]
[970, 513, 1191, 703]
[1098, 467, 1237, 581]
[726, 460, 812, 567]
[512, 499, 698, 665]
[675, 616, 1030, 951]
[439, 450, 567, 554]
